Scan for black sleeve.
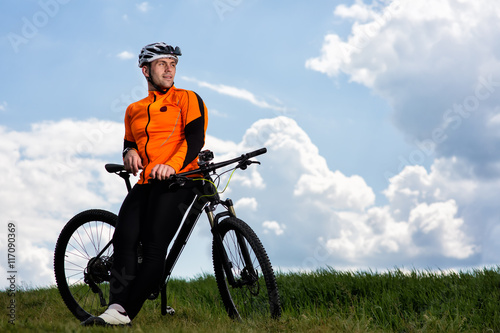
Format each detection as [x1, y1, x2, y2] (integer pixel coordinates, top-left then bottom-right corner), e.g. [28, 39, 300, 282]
[123, 139, 138, 150]
[180, 92, 206, 170]
[123, 139, 138, 157]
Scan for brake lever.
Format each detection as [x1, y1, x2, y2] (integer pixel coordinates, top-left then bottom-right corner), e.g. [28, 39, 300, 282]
[237, 159, 260, 170]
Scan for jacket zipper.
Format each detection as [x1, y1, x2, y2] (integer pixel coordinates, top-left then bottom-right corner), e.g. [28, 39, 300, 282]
[142, 94, 156, 183]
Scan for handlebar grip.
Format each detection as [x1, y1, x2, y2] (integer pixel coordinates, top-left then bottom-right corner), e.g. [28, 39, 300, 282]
[245, 147, 267, 158]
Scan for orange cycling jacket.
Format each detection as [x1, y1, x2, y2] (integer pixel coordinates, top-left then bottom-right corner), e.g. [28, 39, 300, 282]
[123, 86, 208, 184]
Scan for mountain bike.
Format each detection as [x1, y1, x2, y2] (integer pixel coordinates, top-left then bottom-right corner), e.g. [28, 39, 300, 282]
[53, 147, 281, 322]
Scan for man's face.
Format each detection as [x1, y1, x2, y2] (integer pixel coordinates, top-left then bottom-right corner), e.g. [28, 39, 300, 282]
[144, 57, 177, 90]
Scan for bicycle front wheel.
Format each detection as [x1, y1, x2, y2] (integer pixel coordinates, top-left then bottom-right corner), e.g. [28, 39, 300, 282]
[212, 216, 281, 320]
[53, 209, 117, 321]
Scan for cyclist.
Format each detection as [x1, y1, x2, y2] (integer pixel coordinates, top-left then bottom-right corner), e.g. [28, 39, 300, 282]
[83, 42, 208, 326]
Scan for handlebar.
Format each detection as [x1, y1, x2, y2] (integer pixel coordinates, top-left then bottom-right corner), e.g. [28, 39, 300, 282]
[105, 147, 267, 182]
[174, 147, 267, 178]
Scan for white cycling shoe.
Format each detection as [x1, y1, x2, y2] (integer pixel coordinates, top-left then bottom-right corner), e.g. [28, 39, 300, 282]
[82, 308, 132, 326]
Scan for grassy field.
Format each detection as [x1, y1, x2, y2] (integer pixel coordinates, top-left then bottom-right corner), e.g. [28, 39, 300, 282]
[1, 267, 500, 332]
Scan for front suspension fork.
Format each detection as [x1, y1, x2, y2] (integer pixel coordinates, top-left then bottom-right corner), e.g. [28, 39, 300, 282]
[209, 200, 255, 288]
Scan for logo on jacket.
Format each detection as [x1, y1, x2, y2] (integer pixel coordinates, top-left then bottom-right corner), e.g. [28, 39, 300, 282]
[160, 106, 167, 112]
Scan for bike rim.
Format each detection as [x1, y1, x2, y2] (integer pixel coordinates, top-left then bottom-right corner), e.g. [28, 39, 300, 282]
[63, 220, 114, 316]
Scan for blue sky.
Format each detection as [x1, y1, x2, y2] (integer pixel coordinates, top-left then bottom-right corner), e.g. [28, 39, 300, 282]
[1, 0, 408, 195]
[1, 0, 499, 288]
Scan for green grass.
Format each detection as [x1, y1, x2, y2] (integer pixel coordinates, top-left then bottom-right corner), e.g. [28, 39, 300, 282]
[1, 267, 500, 332]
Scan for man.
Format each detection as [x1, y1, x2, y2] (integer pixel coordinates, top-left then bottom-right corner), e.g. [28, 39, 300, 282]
[83, 42, 208, 326]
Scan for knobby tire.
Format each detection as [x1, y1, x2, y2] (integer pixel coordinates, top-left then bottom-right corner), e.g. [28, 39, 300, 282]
[212, 217, 281, 320]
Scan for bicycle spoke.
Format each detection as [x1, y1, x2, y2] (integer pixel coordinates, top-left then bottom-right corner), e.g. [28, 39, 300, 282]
[70, 230, 91, 260]
[83, 222, 98, 254]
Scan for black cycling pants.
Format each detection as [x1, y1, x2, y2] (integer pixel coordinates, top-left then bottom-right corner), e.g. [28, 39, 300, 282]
[109, 180, 202, 319]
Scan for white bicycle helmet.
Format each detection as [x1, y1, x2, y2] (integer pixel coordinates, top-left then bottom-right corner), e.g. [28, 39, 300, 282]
[138, 42, 182, 67]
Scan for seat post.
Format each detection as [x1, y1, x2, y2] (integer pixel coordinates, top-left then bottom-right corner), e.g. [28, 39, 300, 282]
[118, 171, 132, 192]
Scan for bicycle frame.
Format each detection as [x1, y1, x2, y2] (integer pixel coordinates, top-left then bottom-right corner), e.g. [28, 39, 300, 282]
[103, 148, 267, 315]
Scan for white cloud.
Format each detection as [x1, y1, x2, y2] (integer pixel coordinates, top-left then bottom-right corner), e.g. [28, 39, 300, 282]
[117, 51, 135, 60]
[263, 221, 286, 236]
[334, 1, 377, 22]
[136, 2, 151, 13]
[306, 0, 500, 176]
[208, 108, 228, 118]
[408, 200, 475, 259]
[241, 116, 375, 211]
[181, 76, 287, 113]
[0, 101, 7, 112]
[323, 197, 476, 263]
[234, 197, 258, 211]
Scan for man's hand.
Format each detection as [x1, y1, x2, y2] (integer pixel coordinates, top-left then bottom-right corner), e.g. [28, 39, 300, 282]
[123, 149, 143, 176]
[150, 164, 176, 181]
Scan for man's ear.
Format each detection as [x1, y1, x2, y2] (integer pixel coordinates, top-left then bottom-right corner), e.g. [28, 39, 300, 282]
[142, 65, 149, 78]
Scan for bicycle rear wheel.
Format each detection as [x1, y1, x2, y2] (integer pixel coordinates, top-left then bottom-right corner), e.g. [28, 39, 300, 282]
[53, 209, 117, 321]
[212, 216, 281, 320]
